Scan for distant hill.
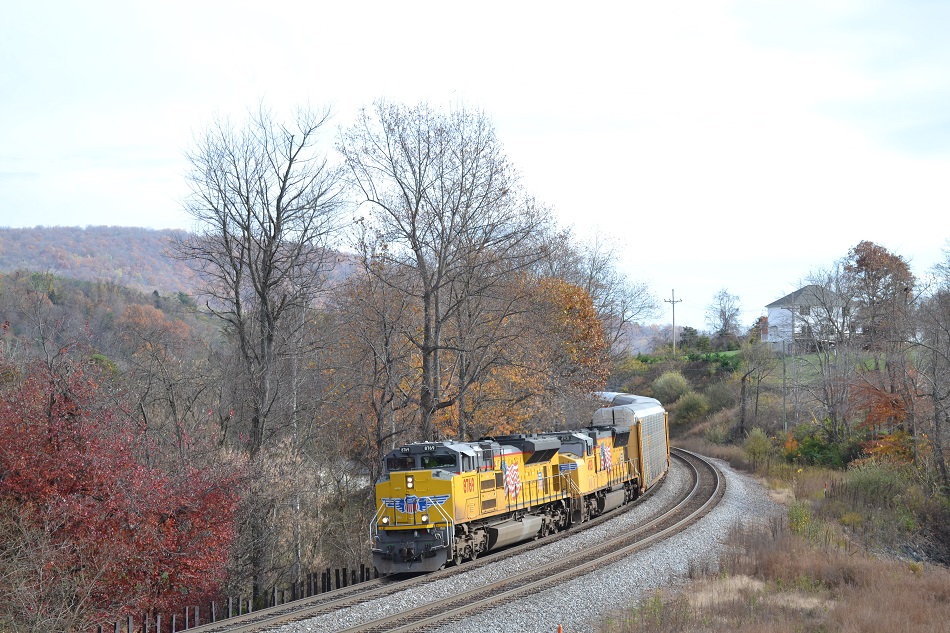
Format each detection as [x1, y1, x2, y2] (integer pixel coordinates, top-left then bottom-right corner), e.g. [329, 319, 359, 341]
[0, 226, 197, 294]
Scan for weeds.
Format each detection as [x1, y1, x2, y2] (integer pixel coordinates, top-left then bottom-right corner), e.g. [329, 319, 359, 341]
[599, 520, 950, 633]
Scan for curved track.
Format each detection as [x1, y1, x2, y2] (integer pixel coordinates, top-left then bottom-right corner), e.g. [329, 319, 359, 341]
[187, 449, 723, 633]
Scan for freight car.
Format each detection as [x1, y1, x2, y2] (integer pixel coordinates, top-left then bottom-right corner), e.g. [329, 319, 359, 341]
[370, 393, 670, 574]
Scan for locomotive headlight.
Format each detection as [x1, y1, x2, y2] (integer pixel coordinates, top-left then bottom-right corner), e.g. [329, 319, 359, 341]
[406, 475, 414, 489]
[381, 516, 390, 525]
[420, 513, 429, 523]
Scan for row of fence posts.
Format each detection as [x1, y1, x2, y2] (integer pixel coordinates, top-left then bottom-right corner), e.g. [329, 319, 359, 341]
[97, 564, 378, 633]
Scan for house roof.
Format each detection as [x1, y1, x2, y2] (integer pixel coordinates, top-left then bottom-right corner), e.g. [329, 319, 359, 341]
[766, 284, 843, 309]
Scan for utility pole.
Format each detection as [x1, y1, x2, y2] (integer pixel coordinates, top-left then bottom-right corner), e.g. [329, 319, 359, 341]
[665, 289, 682, 354]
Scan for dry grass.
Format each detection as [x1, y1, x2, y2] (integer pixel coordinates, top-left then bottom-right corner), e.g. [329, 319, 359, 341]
[674, 437, 750, 470]
[598, 520, 950, 633]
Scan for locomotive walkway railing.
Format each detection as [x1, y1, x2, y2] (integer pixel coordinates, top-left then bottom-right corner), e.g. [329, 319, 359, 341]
[502, 471, 571, 514]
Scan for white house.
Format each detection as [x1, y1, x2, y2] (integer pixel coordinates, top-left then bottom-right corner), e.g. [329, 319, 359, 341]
[764, 285, 852, 351]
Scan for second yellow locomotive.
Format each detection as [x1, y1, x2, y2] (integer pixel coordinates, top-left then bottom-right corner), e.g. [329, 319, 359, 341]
[370, 393, 670, 574]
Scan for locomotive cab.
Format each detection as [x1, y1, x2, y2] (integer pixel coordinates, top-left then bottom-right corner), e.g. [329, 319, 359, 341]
[372, 442, 460, 574]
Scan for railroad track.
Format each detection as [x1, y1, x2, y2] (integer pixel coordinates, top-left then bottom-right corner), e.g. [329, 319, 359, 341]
[191, 449, 722, 633]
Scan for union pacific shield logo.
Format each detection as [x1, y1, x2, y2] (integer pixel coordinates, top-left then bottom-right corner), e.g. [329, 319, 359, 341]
[382, 494, 450, 513]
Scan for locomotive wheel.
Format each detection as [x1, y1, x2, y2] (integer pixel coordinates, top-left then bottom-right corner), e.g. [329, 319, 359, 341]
[453, 549, 464, 567]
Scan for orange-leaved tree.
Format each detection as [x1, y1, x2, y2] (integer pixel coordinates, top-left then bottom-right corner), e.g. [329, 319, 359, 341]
[452, 277, 611, 438]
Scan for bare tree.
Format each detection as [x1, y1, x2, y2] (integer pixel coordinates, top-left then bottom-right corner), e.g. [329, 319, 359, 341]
[174, 105, 343, 602]
[333, 243, 417, 481]
[339, 100, 548, 440]
[706, 288, 742, 344]
[917, 285, 950, 490]
[795, 265, 859, 441]
[737, 339, 778, 436]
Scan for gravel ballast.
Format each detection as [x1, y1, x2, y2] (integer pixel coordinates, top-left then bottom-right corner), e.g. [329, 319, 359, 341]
[274, 458, 780, 633]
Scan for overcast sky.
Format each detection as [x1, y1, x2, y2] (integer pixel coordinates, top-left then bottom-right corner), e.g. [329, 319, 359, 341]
[2, 1, 949, 329]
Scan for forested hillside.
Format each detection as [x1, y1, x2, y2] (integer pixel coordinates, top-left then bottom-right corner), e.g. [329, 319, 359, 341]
[0, 225, 197, 294]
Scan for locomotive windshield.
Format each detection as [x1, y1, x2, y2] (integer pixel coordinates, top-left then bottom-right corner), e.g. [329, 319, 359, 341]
[384, 452, 458, 472]
[385, 456, 415, 471]
[420, 453, 458, 470]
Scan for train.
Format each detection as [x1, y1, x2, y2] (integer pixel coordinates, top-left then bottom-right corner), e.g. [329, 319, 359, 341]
[370, 392, 670, 575]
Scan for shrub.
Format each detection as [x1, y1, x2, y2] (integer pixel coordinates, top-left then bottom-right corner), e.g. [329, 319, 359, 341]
[674, 391, 709, 424]
[744, 427, 772, 469]
[704, 381, 736, 413]
[845, 460, 908, 508]
[652, 371, 690, 404]
[704, 421, 729, 444]
[786, 423, 862, 468]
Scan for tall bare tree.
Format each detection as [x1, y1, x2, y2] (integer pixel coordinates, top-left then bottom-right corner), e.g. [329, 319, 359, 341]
[175, 105, 343, 602]
[737, 339, 778, 436]
[339, 100, 548, 440]
[795, 264, 859, 441]
[706, 288, 742, 345]
[917, 285, 950, 490]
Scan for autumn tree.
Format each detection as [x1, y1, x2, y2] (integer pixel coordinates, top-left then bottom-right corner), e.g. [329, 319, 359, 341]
[339, 100, 549, 440]
[538, 232, 657, 357]
[174, 105, 343, 602]
[842, 242, 922, 455]
[844, 240, 914, 361]
[115, 304, 220, 465]
[460, 277, 609, 437]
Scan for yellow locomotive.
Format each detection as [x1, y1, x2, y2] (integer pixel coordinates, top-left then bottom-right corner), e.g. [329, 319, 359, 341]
[370, 393, 670, 574]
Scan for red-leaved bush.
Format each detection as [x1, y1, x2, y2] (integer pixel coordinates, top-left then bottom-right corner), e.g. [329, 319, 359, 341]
[0, 358, 243, 629]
